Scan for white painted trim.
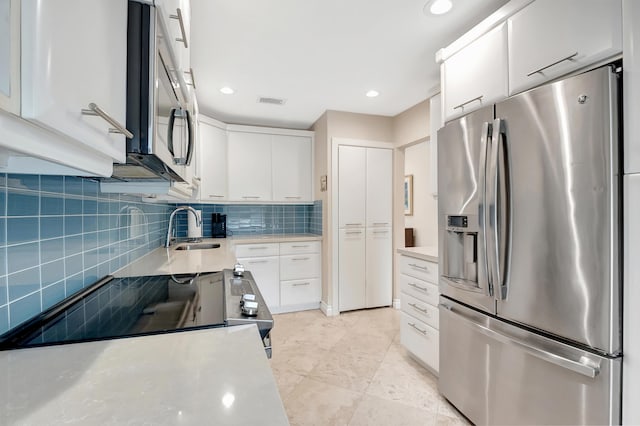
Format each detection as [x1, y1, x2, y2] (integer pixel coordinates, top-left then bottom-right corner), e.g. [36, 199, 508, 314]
[320, 301, 334, 316]
[331, 137, 395, 314]
[393, 298, 401, 310]
[198, 114, 227, 129]
[226, 123, 314, 137]
[271, 302, 321, 315]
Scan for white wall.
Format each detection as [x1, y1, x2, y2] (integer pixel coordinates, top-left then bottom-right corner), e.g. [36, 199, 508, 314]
[403, 141, 437, 247]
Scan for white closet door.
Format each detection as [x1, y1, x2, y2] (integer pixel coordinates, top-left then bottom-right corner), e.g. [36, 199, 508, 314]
[338, 227, 366, 311]
[338, 145, 366, 228]
[366, 226, 392, 308]
[366, 147, 393, 227]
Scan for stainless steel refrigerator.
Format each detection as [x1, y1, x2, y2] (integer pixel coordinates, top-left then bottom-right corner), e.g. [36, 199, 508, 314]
[437, 65, 621, 425]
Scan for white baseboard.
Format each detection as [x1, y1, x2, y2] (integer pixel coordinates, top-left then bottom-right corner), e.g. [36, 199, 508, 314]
[320, 301, 335, 316]
[271, 302, 321, 315]
[393, 298, 401, 309]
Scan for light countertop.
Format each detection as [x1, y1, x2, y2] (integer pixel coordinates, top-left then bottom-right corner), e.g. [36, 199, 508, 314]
[397, 246, 439, 263]
[114, 234, 322, 278]
[0, 325, 288, 425]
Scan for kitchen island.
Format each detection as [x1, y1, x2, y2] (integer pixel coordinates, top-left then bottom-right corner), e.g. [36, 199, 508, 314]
[0, 324, 289, 425]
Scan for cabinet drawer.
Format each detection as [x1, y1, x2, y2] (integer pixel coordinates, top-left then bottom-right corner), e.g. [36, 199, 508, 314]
[235, 243, 279, 258]
[399, 255, 438, 284]
[400, 312, 439, 373]
[280, 241, 320, 255]
[281, 278, 321, 306]
[280, 253, 320, 281]
[401, 292, 439, 330]
[400, 273, 438, 306]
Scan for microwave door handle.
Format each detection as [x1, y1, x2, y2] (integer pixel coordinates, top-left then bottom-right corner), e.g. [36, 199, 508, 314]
[167, 107, 177, 159]
[491, 118, 511, 300]
[184, 110, 194, 166]
[479, 121, 492, 297]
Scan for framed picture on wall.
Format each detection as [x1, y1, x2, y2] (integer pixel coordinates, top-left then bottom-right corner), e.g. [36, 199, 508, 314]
[404, 175, 413, 216]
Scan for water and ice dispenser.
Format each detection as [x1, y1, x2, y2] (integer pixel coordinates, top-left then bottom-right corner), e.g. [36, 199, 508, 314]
[442, 214, 479, 286]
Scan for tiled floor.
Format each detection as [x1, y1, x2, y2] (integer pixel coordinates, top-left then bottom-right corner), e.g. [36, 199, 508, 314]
[269, 308, 469, 426]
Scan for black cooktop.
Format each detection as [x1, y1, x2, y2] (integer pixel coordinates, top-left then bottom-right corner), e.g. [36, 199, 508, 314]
[0, 273, 227, 350]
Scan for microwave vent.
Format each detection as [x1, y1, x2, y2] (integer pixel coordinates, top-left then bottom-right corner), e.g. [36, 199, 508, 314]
[258, 96, 287, 105]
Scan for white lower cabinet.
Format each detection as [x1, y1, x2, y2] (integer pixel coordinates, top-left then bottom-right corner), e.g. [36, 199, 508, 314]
[400, 312, 439, 373]
[399, 253, 439, 373]
[236, 240, 321, 313]
[236, 255, 280, 310]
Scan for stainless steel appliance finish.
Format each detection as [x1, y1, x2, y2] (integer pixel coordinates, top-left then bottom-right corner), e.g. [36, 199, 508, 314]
[437, 65, 621, 425]
[109, 1, 194, 182]
[439, 297, 621, 426]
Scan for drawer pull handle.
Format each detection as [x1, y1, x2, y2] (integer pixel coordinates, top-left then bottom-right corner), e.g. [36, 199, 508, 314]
[208, 194, 225, 198]
[373, 230, 388, 234]
[373, 222, 389, 226]
[345, 223, 363, 226]
[248, 260, 268, 264]
[408, 302, 429, 315]
[249, 247, 268, 250]
[291, 245, 310, 248]
[345, 231, 362, 235]
[81, 103, 133, 138]
[242, 196, 260, 199]
[527, 52, 578, 77]
[292, 257, 310, 261]
[454, 95, 483, 110]
[408, 322, 428, 337]
[409, 263, 429, 271]
[292, 282, 311, 287]
[285, 196, 302, 199]
[408, 282, 428, 292]
[170, 8, 189, 48]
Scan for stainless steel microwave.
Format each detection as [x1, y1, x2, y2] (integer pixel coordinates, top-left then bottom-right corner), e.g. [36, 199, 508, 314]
[111, 1, 194, 182]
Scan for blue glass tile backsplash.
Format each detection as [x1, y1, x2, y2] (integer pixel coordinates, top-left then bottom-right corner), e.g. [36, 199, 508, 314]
[0, 174, 172, 334]
[0, 172, 323, 335]
[173, 200, 323, 238]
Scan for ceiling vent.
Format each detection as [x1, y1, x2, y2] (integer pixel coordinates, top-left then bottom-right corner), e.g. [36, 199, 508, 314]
[258, 96, 287, 105]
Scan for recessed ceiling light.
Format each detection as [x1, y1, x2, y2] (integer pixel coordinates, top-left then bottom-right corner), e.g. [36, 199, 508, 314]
[424, 0, 452, 15]
[220, 87, 235, 95]
[366, 90, 380, 98]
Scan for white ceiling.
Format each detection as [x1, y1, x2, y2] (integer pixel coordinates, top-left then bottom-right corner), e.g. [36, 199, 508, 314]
[191, 0, 509, 129]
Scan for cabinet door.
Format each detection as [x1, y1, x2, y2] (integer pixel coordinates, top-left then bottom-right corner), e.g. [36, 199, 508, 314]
[0, 0, 19, 114]
[21, 0, 128, 163]
[227, 131, 272, 201]
[508, 0, 622, 95]
[198, 121, 227, 201]
[272, 135, 312, 202]
[366, 148, 392, 227]
[338, 228, 366, 312]
[338, 145, 366, 228]
[237, 256, 280, 309]
[400, 312, 439, 372]
[442, 23, 508, 121]
[280, 253, 320, 281]
[365, 227, 392, 308]
[281, 278, 321, 307]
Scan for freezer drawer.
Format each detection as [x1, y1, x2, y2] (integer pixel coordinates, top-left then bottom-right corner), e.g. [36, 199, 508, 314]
[439, 297, 621, 425]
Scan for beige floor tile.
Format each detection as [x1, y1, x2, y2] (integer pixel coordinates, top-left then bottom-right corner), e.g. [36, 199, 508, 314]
[348, 394, 437, 426]
[435, 413, 471, 426]
[308, 350, 382, 393]
[272, 369, 305, 399]
[270, 342, 329, 377]
[283, 377, 362, 426]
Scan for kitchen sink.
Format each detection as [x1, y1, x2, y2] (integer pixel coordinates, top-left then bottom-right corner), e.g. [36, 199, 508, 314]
[174, 243, 221, 251]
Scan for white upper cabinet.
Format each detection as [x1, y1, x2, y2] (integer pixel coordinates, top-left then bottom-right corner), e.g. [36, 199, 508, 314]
[272, 135, 312, 202]
[198, 119, 228, 201]
[366, 147, 392, 227]
[227, 131, 272, 201]
[21, 0, 128, 163]
[338, 145, 366, 228]
[508, 0, 622, 95]
[442, 23, 508, 121]
[0, 0, 19, 114]
[155, 0, 192, 99]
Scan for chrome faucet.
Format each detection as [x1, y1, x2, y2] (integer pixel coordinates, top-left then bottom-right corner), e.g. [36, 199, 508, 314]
[165, 206, 202, 248]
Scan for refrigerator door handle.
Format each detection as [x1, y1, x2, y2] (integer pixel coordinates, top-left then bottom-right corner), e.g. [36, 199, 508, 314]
[479, 121, 493, 296]
[441, 301, 601, 378]
[489, 119, 510, 300]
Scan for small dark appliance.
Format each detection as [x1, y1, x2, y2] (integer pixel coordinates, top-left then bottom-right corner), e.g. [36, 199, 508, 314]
[212, 213, 227, 238]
